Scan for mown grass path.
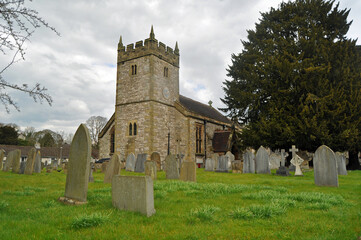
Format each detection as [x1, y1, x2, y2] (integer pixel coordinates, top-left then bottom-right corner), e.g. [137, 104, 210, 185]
[0, 169, 360, 239]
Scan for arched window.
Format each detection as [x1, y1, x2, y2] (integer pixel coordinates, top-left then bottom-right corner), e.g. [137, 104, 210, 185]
[110, 127, 115, 154]
[131, 65, 137, 75]
[129, 123, 133, 136]
[164, 67, 168, 77]
[134, 123, 137, 136]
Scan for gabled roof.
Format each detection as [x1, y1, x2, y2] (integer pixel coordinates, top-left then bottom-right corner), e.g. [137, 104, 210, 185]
[179, 95, 231, 124]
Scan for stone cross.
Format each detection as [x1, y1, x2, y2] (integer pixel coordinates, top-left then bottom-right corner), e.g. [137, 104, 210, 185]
[290, 155, 304, 176]
[289, 145, 298, 158]
[280, 149, 288, 167]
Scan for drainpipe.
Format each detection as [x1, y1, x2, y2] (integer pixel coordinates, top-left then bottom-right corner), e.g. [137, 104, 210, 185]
[204, 120, 207, 160]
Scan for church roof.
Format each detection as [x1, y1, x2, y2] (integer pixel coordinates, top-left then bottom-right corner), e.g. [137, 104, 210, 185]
[179, 95, 231, 124]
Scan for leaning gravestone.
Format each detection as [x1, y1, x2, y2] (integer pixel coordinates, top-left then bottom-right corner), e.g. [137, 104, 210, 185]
[10, 149, 21, 174]
[3, 151, 13, 172]
[205, 158, 215, 171]
[313, 145, 338, 187]
[243, 149, 255, 173]
[125, 153, 136, 172]
[216, 155, 229, 172]
[165, 154, 179, 179]
[335, 152, 347, 175]
[269, 152, 281, 170]
[104, 154, 121, 183]
[255, 146, 270, 174]
[24, 148, 36, 175]
[59, 124, 91, 204]
[0, 149, 5, 170]
[134, 153, 147, 173]
[180, 161, 196, 182]
[150, 152, 161, 171]
[145, 160, 157, 180]
[112, 175, 155, 217]
[33, 150, 42, 173]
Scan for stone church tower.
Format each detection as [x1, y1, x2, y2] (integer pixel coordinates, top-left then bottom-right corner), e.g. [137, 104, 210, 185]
[99, 27, 237, 163]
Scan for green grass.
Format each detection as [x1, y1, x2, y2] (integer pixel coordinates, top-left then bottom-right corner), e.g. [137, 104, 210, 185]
[0, 168, 360, 239]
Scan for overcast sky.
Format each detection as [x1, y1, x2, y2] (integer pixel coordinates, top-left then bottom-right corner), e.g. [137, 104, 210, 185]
[0, 0, 360, 135]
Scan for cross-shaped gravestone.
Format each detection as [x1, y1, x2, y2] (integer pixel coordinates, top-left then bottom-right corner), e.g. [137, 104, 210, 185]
[280, 149, 288, 167]
[291, 155, 304, 176]
[289, 145, 298, 171]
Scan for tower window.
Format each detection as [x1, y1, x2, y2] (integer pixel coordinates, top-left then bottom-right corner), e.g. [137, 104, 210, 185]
[131, 65, 137, 75]
[134, 123, 137, 136]
[164, 67, 168, 77]
[128, 122, 138, 136]
[110, 127, 115, 154]
[129, 123, 133, 136]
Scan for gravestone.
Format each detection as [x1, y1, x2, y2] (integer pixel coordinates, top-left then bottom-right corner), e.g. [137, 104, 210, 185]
[51, 159, 58, 170]
[165, 154, 179, 179]
[269, 152, 281, 170]
[89, 162, 94, 182]
[216, 155, 229, 172]
[33, 150, 42, 173]
[212, 153, 219, 171]
[125, 153, 136, 172]
[226, 151, 235, 170]
[60, 124, 91, 204]
[0, 149, 4, 170]
[255, 146, 270, 174]
[276, 166, 290, 176]
[177, 154, 185, 169]
[24, 148, 36, 175]
[19, 161, 26, 174]
[150, 152, 161, 171]
[335, 152, 347, 175]
[243, 149, 255, 173]
[289, 145, 298, 171]
[291, 154, 304, 176]
[9, 150, 21, 173]
[313, 145, 338, 187]
[112, 175, 155, 217]
[205, 158, 215, 171]
[101, 161, 108, 173]
[280, 149, 288, 167]
[104, 154, 121, 183]
[145, 160, 157, 180]
[134, 153, 147, 173]
[180, 161, 196, 182]
[63, 162, 68, 174]
[232, 160, 242, 173]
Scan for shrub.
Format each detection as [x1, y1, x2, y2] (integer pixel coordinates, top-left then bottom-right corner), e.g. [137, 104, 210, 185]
[189, 205, 220, 222]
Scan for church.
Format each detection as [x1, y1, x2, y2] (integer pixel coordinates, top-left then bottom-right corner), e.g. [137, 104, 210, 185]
[98, 27, 240, 165]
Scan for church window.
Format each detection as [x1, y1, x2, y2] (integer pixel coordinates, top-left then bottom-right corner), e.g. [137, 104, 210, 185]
[134, 123, 137, 136]
[110, 127, 115, 154]
[164, 67, 168, 77]
[196, 124, 203, 154]
[129, 123, 133, 136]
[131, 65, 137, 75]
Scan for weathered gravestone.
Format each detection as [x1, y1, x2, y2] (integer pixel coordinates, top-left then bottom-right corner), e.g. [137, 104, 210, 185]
[165, 154, 179, 179]
[60, 124, 91, 204]
[280, 149, 288, 167]
[33, 150, 42, 173]
[313, 145, 338, 187]
[276, 149, 290, 176]
[226, 151, 235, 170]
[180, 161, 196, 182]
[101, 161, 108, 173]
[177, 154, 185, 170]
[232, 160, 242, 173]
[0, 149, 4, 170]
[104, 154, 121, 183]
[125, 153, 136, 172]
[24, 148, 36, 175]
[216, 155, 229, 172]
[19, 161, 26, 174]
[205, 158, 215, 171]
[89, 162, 94, 182]
[150, 152, 161, 171]
[145, 160, 157, 180]
[3, 151, 13, 172]
[269, 152, 281, 170]
[10, 150, 21, 173]
[289, 145, 299, 171]
[62, 162, 68, 174]
[255, 146, 270, 174]
[211, 153, 219, 171]
[112, 175, 155, 217]
[335, 152, 347, 175]
[291, 154, 304, 176]
[243, 149, 255, 173]
[134, 153, 147, 173]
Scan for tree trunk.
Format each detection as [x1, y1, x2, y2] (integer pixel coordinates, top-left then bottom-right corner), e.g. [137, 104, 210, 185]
[347, 149, 361, 170]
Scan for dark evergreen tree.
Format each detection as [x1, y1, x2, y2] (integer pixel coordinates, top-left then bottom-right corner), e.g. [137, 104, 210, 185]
[39, 132, 55, 147]
[221, 0, 361, 169]
[0, 125, 18, 145]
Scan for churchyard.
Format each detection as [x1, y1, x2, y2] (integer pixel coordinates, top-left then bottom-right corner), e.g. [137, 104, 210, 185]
[0, 166, 360, 239]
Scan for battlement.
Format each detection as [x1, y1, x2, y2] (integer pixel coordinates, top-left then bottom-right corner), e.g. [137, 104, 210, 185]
[117, 26, 179, 67]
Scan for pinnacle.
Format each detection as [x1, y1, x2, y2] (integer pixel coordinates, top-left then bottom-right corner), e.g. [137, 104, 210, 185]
[150, 25, 155, 40]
